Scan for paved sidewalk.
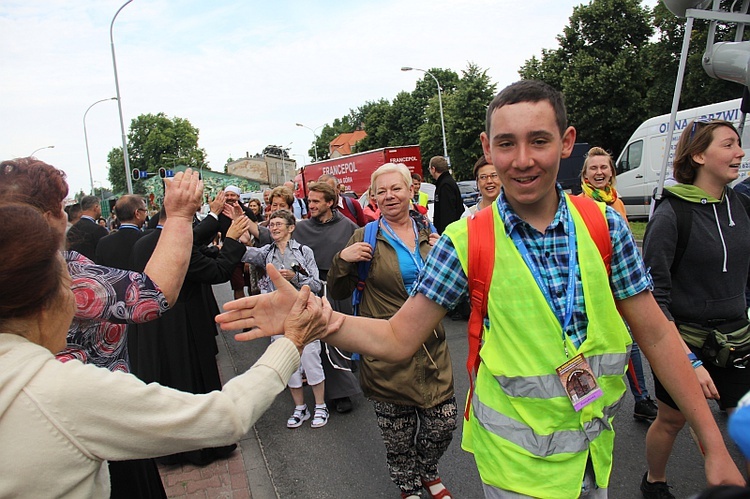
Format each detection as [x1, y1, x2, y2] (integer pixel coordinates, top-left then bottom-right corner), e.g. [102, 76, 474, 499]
[158, 451, 250, 498]
[157, 326, 276, 499]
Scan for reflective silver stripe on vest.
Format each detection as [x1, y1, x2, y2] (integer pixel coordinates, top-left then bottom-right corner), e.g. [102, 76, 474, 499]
[472, 391, 625, 457]
[493, 352, 629, 399]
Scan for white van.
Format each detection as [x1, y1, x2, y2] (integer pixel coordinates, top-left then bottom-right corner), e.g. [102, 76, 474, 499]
[615, 98, 750, 218]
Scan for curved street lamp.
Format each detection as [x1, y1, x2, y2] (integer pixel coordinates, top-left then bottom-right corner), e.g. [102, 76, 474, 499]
[295, 122, 323, 162]
[111, 0, 134, 194]
[30, 145, 55, 157]
[401, 66, 450, 167]
[84, 97, 118, 194]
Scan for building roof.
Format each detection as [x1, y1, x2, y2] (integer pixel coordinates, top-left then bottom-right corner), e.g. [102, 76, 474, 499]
[329, 130, 367, 156]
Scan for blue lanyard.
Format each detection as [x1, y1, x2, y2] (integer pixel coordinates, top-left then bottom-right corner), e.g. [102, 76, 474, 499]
[510, 211, 577, 355]
[380, 218, 424, 274]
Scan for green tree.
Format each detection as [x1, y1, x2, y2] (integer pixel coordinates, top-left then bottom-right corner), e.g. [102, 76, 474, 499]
[445, 63, 496, 180]
[352, 99, 393, 152]
[309, 116, 357, 162]
[107, 113, 208, 193]
[519, 0, 654, 154]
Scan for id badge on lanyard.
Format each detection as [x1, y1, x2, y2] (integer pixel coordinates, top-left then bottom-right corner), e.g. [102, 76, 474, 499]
[510, 209, 602, 411]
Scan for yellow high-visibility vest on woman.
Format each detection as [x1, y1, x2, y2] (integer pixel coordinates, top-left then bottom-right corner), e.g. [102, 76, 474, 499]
[444, 195, 632, 498]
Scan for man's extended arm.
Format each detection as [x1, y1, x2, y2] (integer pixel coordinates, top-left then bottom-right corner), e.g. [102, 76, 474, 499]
[217, 264, 446, 362]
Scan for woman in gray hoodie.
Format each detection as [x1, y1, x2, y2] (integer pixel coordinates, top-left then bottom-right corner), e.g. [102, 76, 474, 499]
[640, 119, 750, 498]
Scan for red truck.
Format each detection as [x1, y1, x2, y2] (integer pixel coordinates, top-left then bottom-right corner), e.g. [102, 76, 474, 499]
[294, 145, 422, 198]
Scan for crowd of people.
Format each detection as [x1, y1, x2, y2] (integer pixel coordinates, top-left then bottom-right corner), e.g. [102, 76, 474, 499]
[3, 79, 750, 499]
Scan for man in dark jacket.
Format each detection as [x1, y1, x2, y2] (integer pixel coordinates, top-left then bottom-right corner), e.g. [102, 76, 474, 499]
[67, 195, 109, 260]
[95, 195, 147, 270]
[429, 156, 463, 234]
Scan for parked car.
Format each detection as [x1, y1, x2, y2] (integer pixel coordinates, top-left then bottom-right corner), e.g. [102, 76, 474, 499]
[457, 180, 479, 207]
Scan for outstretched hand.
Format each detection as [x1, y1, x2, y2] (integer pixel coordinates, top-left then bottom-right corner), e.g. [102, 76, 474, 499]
[164, 168, 203, 221]
[216, 263, 300, 340]
[283, 285, 343, 352]
[209, 191, 226, 215]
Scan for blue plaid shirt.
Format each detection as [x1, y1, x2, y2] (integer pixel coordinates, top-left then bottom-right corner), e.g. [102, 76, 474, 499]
[413, 186, 652, 348]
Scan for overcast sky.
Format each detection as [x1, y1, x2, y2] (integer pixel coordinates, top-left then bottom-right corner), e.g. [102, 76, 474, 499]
[1, 0, 659, 196]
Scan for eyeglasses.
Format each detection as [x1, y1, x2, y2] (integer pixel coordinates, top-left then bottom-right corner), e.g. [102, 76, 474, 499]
[688, 117, 712, 143]
[137, 208, 147, 213]
[478, 173, 499, 182]
[268, 222, 289, 228]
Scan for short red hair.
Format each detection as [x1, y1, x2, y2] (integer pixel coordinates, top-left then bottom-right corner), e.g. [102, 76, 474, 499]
[0, 157, 69, 215]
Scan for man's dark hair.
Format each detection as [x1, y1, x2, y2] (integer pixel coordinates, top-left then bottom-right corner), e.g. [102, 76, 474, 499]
[429, 156, 449, 174]
[485, 80, 567, 137]
[411, 173, 422, 182]
[65, 203, 82, 222]
[79, 195, 100, 212]
[308, 181, 337, 204]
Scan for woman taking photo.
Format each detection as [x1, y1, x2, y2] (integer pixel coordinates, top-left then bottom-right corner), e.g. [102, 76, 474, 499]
[579, 147, 659, 423]
[241, 209, 329, 428]
[328, 163, 456, 499]
[641, 119, 750, 498]
[0, 202, 333, 498]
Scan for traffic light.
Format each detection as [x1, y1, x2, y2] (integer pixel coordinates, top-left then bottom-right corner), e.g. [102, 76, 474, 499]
[132, 169, 140, 181]
[158, 168, 174, 179]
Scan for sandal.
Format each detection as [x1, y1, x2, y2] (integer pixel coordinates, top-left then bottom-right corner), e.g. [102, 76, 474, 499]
[311, 405, 329, 428]
[422, 477, 453, 499]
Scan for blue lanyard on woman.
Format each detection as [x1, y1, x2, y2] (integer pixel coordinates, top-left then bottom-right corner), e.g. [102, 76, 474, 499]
[510, 211, 578, 357]
[380, 217, 425, 274]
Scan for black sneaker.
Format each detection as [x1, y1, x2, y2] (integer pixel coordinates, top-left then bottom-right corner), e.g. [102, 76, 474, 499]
[640, 472, 675, 499]
[634, 397, 658, 422]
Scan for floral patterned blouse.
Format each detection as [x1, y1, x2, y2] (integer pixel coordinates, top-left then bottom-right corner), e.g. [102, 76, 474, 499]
[55, 251, 169, 372]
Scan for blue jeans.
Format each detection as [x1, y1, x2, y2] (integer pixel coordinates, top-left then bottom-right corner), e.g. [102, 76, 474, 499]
[626, 341, 650, 402]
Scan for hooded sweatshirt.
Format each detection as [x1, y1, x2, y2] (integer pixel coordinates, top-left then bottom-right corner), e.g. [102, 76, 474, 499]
[0, 333, 298, 498]
[643, 184, 750, 324]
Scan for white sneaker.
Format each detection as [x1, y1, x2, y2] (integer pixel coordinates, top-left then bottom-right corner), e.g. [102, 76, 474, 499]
[287, 406, 310, 429]
[311, 406, 329, 428]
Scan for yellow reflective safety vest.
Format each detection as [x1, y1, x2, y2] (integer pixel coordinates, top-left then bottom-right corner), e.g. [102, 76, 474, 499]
[444, 195, 631, 498]
[417, 190, 428, 208]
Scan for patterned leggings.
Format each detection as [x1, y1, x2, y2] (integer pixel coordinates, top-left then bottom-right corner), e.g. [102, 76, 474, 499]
[371, 396, 458, 495]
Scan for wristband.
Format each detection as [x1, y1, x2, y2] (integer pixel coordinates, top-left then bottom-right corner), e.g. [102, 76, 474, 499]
[692, 359, 703, 369]
[687, 352, 698, 362]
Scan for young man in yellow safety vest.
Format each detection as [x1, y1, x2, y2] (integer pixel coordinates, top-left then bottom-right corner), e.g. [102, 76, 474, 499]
[219, 80, 745, 498]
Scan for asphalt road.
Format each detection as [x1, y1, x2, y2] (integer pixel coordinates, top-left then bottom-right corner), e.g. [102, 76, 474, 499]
[213, 283, 745, 499]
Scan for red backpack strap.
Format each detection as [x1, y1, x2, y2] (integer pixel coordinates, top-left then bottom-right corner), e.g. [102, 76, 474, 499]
[568, 195, 611, 275]
[465, 207, 495, 420]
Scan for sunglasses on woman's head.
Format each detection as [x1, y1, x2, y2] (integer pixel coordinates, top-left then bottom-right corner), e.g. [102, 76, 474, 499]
[688, 117, 713, 143]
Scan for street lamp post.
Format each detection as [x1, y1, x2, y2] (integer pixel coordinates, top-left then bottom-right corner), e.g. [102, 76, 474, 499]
[111, 0, 134, 194]
[401, 66, 450, 167]
[295, 123, 323, 162]
[84, 97, 118, 195]
[30, 145, 54, 157]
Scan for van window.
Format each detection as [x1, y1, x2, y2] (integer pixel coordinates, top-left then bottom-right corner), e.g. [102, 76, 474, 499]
[616, 140, 643, 174]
